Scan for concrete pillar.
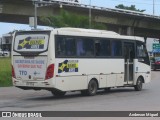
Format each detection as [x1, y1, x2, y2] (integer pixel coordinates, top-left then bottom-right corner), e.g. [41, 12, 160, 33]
[127, 27, 134, 36]
[118, 27, 123, 35]
[144, 36, 147, 44]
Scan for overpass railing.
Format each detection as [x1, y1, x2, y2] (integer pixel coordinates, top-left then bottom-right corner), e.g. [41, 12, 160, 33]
[31, 0, 160, 19]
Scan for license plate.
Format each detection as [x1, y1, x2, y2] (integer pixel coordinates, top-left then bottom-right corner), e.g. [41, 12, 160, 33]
[26, 82, 35, 86]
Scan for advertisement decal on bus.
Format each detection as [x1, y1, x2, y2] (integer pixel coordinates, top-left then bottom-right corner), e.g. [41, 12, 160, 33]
[14, 34, 49, 52]
[58, 60, 79, 73]
[13, 56, 47, 81]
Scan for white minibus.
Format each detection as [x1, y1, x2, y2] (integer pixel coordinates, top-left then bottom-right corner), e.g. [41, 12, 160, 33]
[11, 28, 151, 97]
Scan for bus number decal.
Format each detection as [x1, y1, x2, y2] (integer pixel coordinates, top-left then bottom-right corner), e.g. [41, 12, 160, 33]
[19, 70, 27, 75]
[58, 60, 78, 73]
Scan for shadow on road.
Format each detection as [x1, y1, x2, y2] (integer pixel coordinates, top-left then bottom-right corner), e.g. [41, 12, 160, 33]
[25, 88, 147, 101]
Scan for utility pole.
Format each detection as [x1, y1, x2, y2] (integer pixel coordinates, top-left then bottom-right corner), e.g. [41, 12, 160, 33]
[34, 2, 38, 29]
[32, 0, 61, 29]
[89, 0, 91, 28]
[153, 0, 155, 15]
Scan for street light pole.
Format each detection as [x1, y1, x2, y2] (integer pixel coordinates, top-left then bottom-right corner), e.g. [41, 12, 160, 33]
[89, 0, 91, 28]
[0, 38, 2, 51]
[34, 2, 37, 29]
[153, 0, 155, 15]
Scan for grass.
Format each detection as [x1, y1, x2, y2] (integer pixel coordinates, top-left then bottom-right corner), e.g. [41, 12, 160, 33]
[0, 57, 12, 87]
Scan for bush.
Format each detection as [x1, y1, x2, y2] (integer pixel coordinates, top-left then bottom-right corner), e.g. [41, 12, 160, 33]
[0, 57, 12, 87]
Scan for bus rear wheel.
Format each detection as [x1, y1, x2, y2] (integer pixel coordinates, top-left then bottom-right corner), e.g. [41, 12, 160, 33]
[81, 79, 98, 96]
[51, 90, 66, 97]
[134, 77, 143, 91]
[87, 79, 98, 96]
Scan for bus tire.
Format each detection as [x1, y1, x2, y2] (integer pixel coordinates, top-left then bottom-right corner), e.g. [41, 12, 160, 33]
[87, 79, 98, 96]
[134, 77, 143, 91]
[51, 90, 66, 97]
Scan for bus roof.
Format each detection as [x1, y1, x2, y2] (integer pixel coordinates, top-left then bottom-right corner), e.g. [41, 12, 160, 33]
[55, 27, 144, 42]
[15, 27, 144, 42]
[57, 27, 120, 36]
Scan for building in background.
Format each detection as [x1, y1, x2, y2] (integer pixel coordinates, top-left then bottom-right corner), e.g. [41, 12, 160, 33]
[1, 33, 13, 51]
[0, 32, 13, 57]
[0, 37, 2, 50]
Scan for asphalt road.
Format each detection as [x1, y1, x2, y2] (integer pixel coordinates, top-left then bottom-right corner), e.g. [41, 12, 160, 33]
[0, 71, 160, 119]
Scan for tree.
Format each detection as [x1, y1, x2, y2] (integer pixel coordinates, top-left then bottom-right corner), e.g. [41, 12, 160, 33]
[115, 4, 145, 12]
[40, 9, 107, 30]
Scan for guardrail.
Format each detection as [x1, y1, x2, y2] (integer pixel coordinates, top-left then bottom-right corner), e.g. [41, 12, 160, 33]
[30, 0, 160, 19]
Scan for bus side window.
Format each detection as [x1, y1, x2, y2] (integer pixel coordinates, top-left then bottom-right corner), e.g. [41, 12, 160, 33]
[136, 42, 150, 65]
[76, 38, 94, 57]
[77, 39, 85, 56]
[95, 39, 111, 57]
[95, 41, 100, 56]
[112, 41, 122, 57]
[56, 36, 76, 57]
[65, 38, 76, 56]
[85, 38, 94, 56]
[137, 44, 147, 57]
[56, 37, 65, 56]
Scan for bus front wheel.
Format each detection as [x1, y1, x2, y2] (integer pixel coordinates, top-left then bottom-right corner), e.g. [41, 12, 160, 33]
[134, 77, 143, 91]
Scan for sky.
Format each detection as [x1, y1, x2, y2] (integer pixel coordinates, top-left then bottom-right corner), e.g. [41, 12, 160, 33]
[0, 0, 160, 37]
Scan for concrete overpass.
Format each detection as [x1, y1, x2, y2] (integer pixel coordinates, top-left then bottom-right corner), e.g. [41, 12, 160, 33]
[1, 0, 160, 39]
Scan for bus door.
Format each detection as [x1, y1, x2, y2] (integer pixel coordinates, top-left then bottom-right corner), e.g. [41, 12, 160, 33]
[124, 42, 135, 84]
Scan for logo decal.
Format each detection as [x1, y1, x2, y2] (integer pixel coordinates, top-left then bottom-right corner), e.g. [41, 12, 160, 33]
[18, 37, 45, 50]
[58, 60, 78, 73]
